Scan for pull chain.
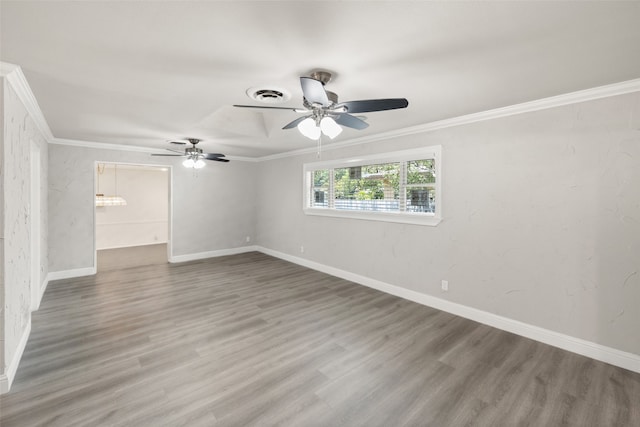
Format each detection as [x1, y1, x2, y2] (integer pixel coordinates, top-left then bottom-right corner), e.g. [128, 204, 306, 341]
[316, 134, 322, 158]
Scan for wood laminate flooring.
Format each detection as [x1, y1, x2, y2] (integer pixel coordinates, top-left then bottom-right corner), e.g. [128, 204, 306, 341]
[1, 250, 639, 426]
[97, 243, 168, 272]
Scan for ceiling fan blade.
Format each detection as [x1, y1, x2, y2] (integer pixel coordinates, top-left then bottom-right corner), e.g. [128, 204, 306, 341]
[207, 157, 230, 163]
[337, 98, 408, 113]
[167, 148, 185, 154]
[170, 141, 187, 145]
[233, 104, 301, 111]
[300, 77, 330, 107]
[334, 113, 369, 130]
[151, 154, 185, 157]
[282, 115, 312, 130]
[203, 153, 226, 160]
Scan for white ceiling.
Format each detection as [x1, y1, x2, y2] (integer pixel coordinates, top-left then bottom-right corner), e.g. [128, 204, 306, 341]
[2, 1, 640, 158]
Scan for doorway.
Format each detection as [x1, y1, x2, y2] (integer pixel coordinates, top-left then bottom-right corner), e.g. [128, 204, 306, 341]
[94, 163, 171, 272]
[30, 141, 41, 310]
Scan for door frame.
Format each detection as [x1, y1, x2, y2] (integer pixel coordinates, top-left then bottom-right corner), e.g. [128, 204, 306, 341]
[30, 141, 41, 310]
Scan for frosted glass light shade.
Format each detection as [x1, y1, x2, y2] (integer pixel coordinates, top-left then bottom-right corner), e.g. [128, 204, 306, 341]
[320, 117, 343, 139]
[184, 157, 206, 169]
[297, 117, 321, 140]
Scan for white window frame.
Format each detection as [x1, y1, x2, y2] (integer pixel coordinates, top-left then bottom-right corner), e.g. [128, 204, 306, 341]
[303, 146, 442, 226]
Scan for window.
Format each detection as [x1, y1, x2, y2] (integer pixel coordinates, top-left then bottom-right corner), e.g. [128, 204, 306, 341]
[304, 146, 441, 226]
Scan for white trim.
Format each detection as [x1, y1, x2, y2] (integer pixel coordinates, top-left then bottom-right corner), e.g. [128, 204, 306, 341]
[0, 62, 54, 141]
[0, 318, 32, 394]
[168, 166, 174, 262]
[38, 275, 50, 308]
[169, 245, 258, 263]
[47, 267, 96, 281]
[257, 77, 640, 162]
[303, 208, 441, 226]
[256, 246, 640, 374]
[97, 241, 169, 251]
[52, 137, 166, 154]
[30, 141, 42, 311]
[225, 155, 259, 163]
[51, 137, 256, 162]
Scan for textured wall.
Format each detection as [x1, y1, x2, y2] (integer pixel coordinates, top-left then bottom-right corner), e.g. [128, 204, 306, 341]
[1, 77, 49, 376]
[256, 92, 640, 356]
[48, 145, 256, 271]
[0, 74, 4, 373]
[96, 165, 169, 250]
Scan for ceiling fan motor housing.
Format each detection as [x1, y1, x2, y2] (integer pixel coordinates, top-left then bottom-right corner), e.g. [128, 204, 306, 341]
[309, 70, 333, 85]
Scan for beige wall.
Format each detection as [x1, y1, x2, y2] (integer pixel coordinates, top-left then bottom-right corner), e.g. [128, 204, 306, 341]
[256, 92, 640, 356]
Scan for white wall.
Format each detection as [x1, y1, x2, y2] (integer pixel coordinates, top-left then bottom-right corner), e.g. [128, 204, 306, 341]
[96, 165, 168, 250]
[0, 70, 49, 392]
[48, 144, 256, 273]
[256, 92, 640, 357]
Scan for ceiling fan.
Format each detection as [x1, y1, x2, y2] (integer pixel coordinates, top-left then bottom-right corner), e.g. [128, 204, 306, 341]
[151, 138, 229, 169]
[234, 71, 408, 140]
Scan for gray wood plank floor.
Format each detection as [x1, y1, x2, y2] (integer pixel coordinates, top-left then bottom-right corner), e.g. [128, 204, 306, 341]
[1, 250, 639, 426]
[97, 243, 168, 272]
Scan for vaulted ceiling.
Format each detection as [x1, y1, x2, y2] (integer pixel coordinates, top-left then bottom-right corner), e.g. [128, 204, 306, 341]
[2, 1, 640, 157]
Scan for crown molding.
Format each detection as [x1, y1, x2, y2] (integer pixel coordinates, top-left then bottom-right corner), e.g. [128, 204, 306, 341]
[257, 77, 640, 162]
[1, 62, 54, 141]
[225, 155, 259, 163]
[50, 137, 257, 162]
[51, 137, 164, 153]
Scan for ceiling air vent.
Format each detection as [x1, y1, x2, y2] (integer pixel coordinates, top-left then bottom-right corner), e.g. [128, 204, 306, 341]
[246, 86, 291, 104]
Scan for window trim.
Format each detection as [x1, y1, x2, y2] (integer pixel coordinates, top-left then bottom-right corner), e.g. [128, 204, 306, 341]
[303, 146, 442, 226]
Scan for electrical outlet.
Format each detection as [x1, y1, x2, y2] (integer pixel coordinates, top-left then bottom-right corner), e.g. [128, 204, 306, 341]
[300, 246, 305, 254]
[441, 280, 449, 292]
[246, 236, 251, 243]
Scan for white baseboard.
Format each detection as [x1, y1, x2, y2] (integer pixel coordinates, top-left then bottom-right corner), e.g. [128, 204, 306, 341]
[31, 275, 50, 311]
[97, 241, 169, 251]
[169, 245, 258, 263]
[47, 266, 96, 281]
[0, 318, 32, 394]
[256, 246, 640, 374]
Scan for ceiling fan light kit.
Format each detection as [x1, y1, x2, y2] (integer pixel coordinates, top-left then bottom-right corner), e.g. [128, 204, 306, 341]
[183, 158, 206, 169]
[151, 138, 229, 168]
[234, 70, 408, 141]
[297, 115, 343, 140]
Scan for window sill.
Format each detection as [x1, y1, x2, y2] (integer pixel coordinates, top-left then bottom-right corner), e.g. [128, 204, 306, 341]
[303, 208, 442, 226]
